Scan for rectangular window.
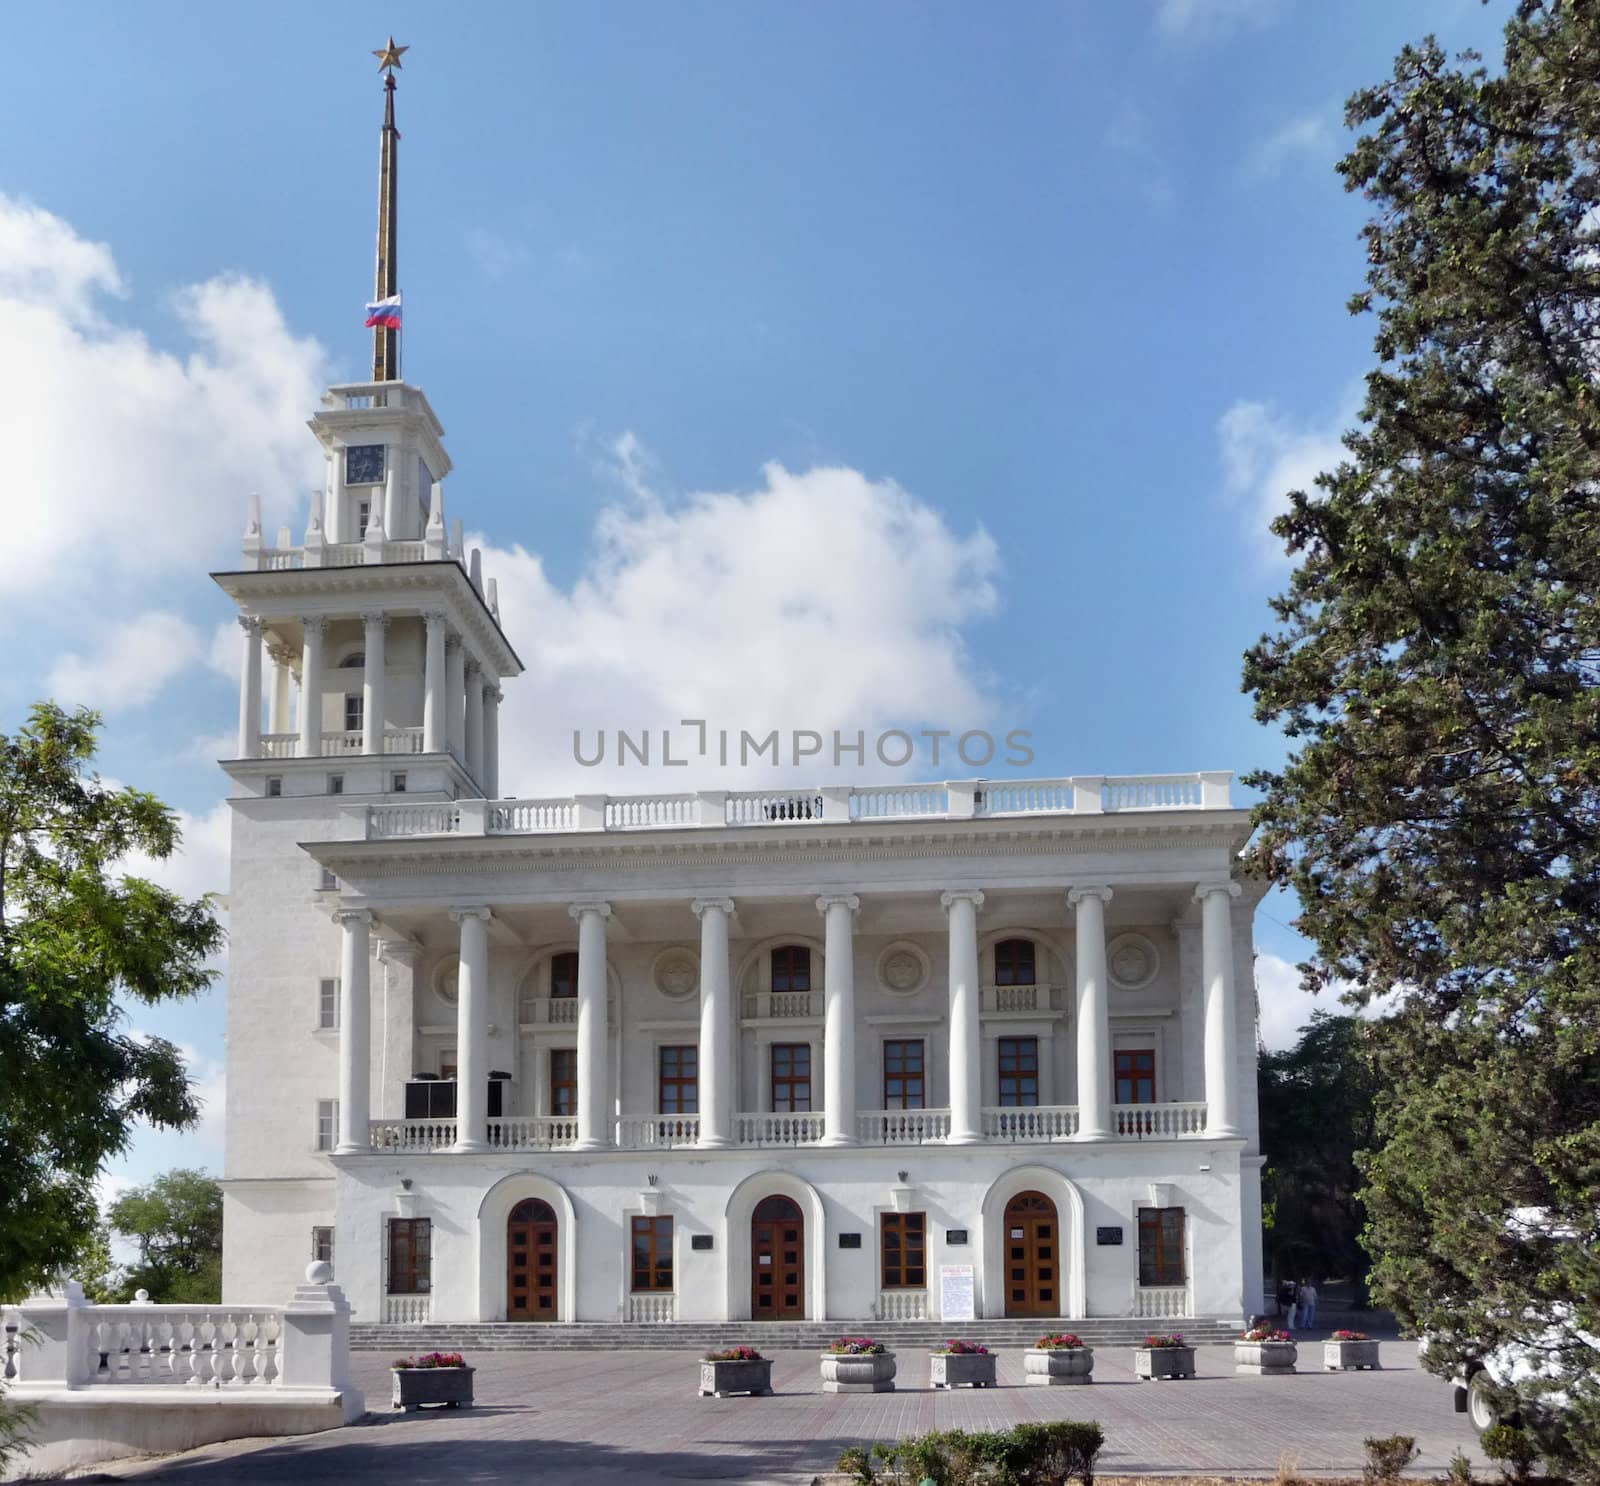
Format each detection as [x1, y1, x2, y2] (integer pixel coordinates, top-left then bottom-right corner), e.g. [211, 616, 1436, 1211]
[328, 774, 344, 796]
[391, 772, 407, 793]
[1115, 1048, 1157, 1105]
[266, 776, 283, 798]
[771, 945, 811, 993]
[439, 1049, 458, 1080]
[319, 867, 338, 891]
[880, 1211, 927, 1289]
[998, 1037, 1039, 1107]
[1138, 1207, 1186, 1287]
[387, 1217, 431, 1295]
[311, 1227, 334, 1264]
[315, 1098, 339, 1151]
[356, 497, 372, 532]
[994, 938, 1037, 986]
[630, 1215, 673, 1292]
[550, 951, 579, 999]
[550, 1048, 578, 1117]
[344, 694, 363, 733]
[318, 978, 339, 1030]
[882, 1039, 925, 1110]
[658, 1045, 699, 1115]
[770, 1043, 812, 1112]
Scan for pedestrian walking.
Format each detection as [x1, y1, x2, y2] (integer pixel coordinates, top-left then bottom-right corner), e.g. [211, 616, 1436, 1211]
[1279, 1277, 1298, 1328]
[1297, 1278, 1319, 1331]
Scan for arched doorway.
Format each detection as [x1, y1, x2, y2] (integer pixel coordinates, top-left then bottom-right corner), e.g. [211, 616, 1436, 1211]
[750, 1195, 805, 1319]
[507, 1198, 558, 1320]
[1003, 1190, 1060, 1317]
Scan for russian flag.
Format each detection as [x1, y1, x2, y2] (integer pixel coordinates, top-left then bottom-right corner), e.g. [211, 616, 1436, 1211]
[365, 293, 403, 330]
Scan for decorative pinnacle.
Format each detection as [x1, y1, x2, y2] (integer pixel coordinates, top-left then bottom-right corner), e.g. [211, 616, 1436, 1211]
[373, 36, 409, 73]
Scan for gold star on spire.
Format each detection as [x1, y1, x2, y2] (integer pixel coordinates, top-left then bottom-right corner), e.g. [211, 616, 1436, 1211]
[373, 36, 409, 73]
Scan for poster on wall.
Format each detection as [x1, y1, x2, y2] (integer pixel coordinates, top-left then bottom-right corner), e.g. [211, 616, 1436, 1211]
[940, 1264, 976, 1321]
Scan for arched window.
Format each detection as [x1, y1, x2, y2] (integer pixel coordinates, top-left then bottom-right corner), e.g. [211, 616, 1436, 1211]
[550, 951, 579, 999]
[994, 938, 1036, 987]
[753, 1194, 802, 1223]
[771, 945, 811, 993]
[337, 651, 365, 669]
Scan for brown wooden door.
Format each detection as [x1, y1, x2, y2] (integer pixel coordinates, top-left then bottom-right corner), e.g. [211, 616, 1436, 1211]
[507, 1198, 558, 1320]
[1004, 1190, 1060, 1317]
[751, 1195, 805, 1319]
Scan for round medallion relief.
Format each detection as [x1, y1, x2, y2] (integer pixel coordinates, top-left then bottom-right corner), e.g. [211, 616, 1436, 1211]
[1107, 933, 1160, 991]
[652, 946, 699, 999]
[432, 956, 460, 1006]
[876, 941, 930, 994]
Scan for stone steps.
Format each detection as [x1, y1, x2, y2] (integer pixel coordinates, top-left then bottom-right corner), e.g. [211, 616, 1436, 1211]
[352, 1317, 1244, 1352]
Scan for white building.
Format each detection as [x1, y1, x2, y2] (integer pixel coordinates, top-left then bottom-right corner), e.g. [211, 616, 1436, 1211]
[215, 51, 1266, 1333]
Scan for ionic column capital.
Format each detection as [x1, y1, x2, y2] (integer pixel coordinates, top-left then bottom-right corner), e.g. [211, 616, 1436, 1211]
[691, 897, 735, 919]
[1067, 885, 1114, 908]
[361, 611, 391, 634]
[301, 616, 327, 638]
[331, 907, 373, 929]
[237, 615, 264, 638]
[464, 656, 482, 679]
[815, 892, 860, 916]
[940, 889, 985, 913]
[447, 905, 493, 926]
[568, 900, 613, 922]
[423, 607, 448, 628]
[1194, 880, 1242, 904]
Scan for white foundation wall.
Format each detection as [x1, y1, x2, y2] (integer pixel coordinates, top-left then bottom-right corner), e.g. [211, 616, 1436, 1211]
[331, 1144, 1246, 1325]
[221, 1179, 334, 1304]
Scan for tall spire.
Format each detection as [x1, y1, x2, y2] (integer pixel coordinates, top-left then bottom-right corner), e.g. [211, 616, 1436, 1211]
[371, 36, 408, 382]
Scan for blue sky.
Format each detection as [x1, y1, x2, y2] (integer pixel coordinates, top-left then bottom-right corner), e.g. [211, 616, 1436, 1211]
[0, 0, 1508, 1195]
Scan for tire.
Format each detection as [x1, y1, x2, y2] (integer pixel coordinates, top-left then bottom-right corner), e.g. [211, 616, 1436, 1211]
[1468, 1372, 1505, 1435]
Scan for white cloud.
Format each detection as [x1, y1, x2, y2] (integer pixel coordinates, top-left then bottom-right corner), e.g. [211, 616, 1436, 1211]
[483, 440, 1004, 794]
[0, 193, 327, 629]
[1255, 951, 1320, 1051]
[1246, 110, 1338, 180]
[47, 610, 208, 712]
[1217, 391, 1357, 562]
[1155, 0, 1279, 42]
[123, 798, 232, 906]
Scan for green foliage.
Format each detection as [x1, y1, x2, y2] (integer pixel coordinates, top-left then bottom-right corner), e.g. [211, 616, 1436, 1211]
[840, 1421, 1104, 1486]
[1363, 1435, 1420, 1485]
[1258, 1012, 1378, 1298]
[109, 1169, 222, 1303]
[71, 1222, 124, 1304]
[1240, 5, 1600, 1480]
[1481, 1425, 1539, 1486]
[0, 1384, 37, 1476]
[836, 1446, 876, 1484]
[0, 703, 223, 1302]
[1443, 1449, 1475, 1486]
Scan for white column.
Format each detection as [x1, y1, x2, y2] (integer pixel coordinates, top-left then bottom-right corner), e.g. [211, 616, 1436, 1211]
[329, 447, 347, 543]
[464, 661, 485, 790]
[237, 616, 263, 759]
[298, 618, 325, 757]
[382, 456, 401, 542]
[362, 613, 387, 756]
[1069, 886, 1114, 1141]
[941, 889, 985, 1145]
[267, 642, 293, 736]
[817, 893, 860, 1146]
[692, 898, 735, 1148]
[333, 909, 372, 1154]
[445, 637, 466, 761]
[423, 611, 447, 753]
[1197, 880, 1244, 1138]
[483, 686, 500, 798]
[569, 901, 611, 1151]
[376, 941, 419, 1124]
[450, 907, 492, 1153]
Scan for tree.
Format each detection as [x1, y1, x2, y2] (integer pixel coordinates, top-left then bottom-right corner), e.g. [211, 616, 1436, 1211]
[109, 1169, 222, 1303]
[1242, 5, 1600, 1477]
[0, 703, 223, 1302]
[1257, 1013, 1378, 1304]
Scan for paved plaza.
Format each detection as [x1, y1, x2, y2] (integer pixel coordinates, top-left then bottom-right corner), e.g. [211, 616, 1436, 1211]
[104, 1340, 1480, 1484]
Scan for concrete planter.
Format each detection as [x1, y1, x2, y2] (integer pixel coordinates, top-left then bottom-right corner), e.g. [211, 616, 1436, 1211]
[1023, 1346, 1094, 1385]
[391, 1365, 474, 1411]
[1324, 1339, 1381, 1372]
[699, 1357, 774, 1397]
[930, 1352, 996, 1389]
[1134, 1345, 1196, 1380]
[1235, 1340, 1298, 1375]
[820, 1351, 897, 1393]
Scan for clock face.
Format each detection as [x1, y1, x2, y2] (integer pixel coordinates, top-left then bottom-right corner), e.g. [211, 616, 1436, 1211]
[345, 443, 386, 486]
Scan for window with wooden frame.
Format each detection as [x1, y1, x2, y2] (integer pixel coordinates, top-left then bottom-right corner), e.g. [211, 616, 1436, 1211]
[343, 693, 363, 733]
[1115, 1048, 1156, 1105]
[550, 951, 579, 999]
[630, 1215, 673, 1292]
[387, 1217, 431, 1295]
[311, 1227, 334, 1264]
[770, 1043, 812, 1112]
[880, 1211, 927, 1289]
[994, 937, 1037, 986]
[770, 945, 811, 993]
[1137, 1207, 1186, 1287]
[658, 1045, 699, 1114]
[882, 1039, 925, 1110]
[550, 1048, 578, 1116]
[997, 1036, 1040, 1106]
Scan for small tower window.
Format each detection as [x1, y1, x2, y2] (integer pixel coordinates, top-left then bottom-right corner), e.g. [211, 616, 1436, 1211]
[328, 774, 344, 796]
[266, 776, 283, 798]
[344, 694, 363, 733]
[356, 499, 371, 535]
[391, 772, 407, 793]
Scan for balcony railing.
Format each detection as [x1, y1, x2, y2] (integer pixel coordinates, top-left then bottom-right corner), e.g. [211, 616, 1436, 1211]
[982, 1105, 1080, 1141]
[733, 1111, 827, 1147]
[1114, 1102, 1208, 1139]
[980, 983, 1061, 1014]
[741, 990, 820, 1019]
[520, 996, 579, 1025]
[626, 1293, 677, 1323]
[857, 1108, 951, 1144]
[873, 1289, 928, 1321]
[362, 772, 1234, 841]
[369, 1118, 458, 1151]
[1134, 1284, 1192, 1319]
[615, 1115, 699, 1148]
[488, 1116, 579, 1150]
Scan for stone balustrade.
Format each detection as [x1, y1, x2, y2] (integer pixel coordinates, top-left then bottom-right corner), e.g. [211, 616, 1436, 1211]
[980, 982, 1061, 1013]
[741, 989, 820, 1019]
[1115, 1101, 1208, 1139]
[81, 1306, 283, 1387]
[732, 1111, 828, 1147]
[487, 1115, 580, 1150]
[873, 1289, 929, 1321]
[857, 1108, 952, 1144]
[982, 1105, 1081, 1141]
[615, 1115, 700, 1148]
[1134, 1283, 1193, 1319]
[626, 1293, 677, 1323]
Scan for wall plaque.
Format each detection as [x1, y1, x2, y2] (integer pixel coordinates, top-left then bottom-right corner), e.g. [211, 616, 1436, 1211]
[1096, 1225, 1125, 1246]
[946, 1229, 969, 1245]
[691, 1234, 713, 1251]
[838, 1232, 862, 1249]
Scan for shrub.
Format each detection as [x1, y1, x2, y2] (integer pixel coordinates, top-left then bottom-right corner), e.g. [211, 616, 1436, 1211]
[1000, 1421, 1106, 1486]
[842, 1422, 1104, 1486]
[1276, 1450, 1302, 1486]
[1480, 1425, 1539, 1486]
[1363, 1435, 1420, 1485]
[836, 1445, 876, 1484]
[1034, 1332, 1087, 1349]
[704, 1345, 763, 1362]
[1442, 1449, 1474, 1486]
[829, 1336, 886, 1355]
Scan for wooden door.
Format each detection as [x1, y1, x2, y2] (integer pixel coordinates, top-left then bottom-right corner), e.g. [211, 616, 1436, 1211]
[507, 1198, 558, 1321]
[750, 1195, 805, 1319]
[1004, 1190, 1060, 1317]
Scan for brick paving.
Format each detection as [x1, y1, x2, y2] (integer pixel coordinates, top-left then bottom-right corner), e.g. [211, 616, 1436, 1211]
[104, 1340, 1480, 1484]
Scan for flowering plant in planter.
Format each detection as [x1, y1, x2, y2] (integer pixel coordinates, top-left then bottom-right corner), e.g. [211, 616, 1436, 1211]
[1144, 1333, 1185, 1348]
[1331, 1329, 1369, 1342]
[1240, 1328, 1291, 1343]
[829, 1336, 886, 1355]
[933, 1339, 990, 1355]
[392, 1351, 467, 1369]
[1035, 1332, 1087, 1349]
[705, 1345, 764, 1362]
